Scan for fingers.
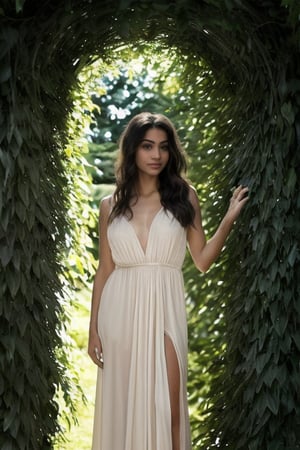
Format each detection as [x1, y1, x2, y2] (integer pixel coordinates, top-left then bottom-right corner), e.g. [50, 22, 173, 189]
[232, 185, 249, 202]
[94, 346, 104, 368]
[227, 185, 249, 221]
[88, 334, 104, 368]
[89, 346, 104, 368]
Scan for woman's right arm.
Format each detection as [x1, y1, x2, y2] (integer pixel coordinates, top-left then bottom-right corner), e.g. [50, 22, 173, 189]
[88, 196, 115, 367]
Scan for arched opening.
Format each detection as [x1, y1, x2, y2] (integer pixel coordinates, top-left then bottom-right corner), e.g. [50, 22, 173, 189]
[60, 45, 225, 448]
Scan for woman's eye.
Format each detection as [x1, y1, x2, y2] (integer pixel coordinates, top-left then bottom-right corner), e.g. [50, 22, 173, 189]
[161, 145, 169, 152]
[142, 143, 152, 150]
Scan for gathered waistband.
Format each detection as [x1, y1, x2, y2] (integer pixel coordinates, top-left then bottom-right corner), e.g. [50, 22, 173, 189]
[115, 262, 180, 271]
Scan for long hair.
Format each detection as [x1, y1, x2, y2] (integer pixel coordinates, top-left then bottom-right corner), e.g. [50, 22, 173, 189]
[110, 112, 195, 227]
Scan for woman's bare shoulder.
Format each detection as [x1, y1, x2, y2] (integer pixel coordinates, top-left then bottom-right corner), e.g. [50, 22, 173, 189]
[98, 195, 115, 222]
[101, 194, 112, 206]
[188, 184, 199, 206]
[100, 192, 115, 209]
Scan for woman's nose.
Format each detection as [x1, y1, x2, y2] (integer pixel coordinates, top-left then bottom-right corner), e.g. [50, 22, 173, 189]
[152, 146, 161, 159]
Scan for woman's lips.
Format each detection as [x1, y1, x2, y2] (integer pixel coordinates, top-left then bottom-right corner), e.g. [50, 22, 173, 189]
[148, 164, 162, 169]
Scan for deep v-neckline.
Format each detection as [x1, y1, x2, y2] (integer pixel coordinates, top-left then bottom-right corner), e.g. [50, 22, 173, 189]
[125, 207, 163, 256]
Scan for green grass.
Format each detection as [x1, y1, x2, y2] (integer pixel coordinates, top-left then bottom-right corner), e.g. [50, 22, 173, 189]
[55, 287, 97, 450]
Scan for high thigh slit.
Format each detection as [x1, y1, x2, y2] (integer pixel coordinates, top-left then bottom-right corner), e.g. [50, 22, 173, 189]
[92, 208, 191, 450]
[165, 333, 181, 450]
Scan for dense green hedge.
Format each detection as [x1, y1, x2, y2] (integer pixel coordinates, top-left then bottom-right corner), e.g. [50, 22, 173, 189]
[0, 0, 299, 449]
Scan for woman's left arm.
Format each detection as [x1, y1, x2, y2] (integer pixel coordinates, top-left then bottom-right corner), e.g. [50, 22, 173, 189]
[187, 185, 249, 273]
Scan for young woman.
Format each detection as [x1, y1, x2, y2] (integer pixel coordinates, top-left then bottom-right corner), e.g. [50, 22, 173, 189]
[88, 112, 248, 450]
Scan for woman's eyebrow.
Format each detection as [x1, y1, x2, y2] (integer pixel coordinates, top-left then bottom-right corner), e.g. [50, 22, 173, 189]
[141, 139, 169, 144]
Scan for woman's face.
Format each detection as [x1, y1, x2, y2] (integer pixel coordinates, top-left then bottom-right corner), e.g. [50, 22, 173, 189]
[135, 127, 169, 177]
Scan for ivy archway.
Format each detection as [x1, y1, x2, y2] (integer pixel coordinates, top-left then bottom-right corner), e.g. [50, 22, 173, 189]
[0, 1, 299, 449]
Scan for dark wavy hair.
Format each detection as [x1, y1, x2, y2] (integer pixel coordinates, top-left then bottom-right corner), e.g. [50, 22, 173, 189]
[110, 112, 195, 227]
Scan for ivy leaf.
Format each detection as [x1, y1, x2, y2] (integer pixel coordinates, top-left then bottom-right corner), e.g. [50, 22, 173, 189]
[17, 180, 29, 207]
[0, 64, 11, 83]
[15, 0, 25, 13]
[286, 167, 297, 194]
[3, 403, 19, 433]
[281, 101, 295, 125]
[287, 242, 298, 267]
[266, 391, 279, 415]
[6, 267, 20, 297]
[15, 201, 26, 223]
[1, 335, 15, 361]
[256, 352, 270, 375]
[0, 240, 14, 267]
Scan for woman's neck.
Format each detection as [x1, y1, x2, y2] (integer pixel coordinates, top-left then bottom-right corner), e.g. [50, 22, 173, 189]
[135, 176, 159, 198]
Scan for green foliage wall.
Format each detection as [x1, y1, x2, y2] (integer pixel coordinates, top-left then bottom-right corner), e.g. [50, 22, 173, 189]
[0, 0, 299, 449]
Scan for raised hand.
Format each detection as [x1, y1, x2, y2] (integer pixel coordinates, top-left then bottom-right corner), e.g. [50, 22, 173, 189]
[226, 185, 249, 223]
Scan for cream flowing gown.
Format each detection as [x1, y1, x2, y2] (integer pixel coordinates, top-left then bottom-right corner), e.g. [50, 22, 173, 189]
[92, 208, 191, 450]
